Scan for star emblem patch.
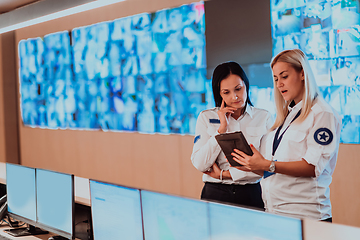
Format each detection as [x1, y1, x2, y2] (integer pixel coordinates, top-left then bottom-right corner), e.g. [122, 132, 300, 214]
[314, 128, 333, 145]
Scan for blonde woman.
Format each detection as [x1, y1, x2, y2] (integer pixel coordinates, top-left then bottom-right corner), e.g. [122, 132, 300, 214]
[231, 49, 341, 222]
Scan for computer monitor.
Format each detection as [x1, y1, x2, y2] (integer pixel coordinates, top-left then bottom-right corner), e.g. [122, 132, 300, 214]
[208, 201, 303, 240]
[89, 180, 143, 240]
[140, 190, 210, 240]
[36, 168, 74, 239]
[5, 163, 47, 236]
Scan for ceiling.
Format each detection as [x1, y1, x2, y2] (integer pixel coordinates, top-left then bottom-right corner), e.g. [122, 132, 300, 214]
[0, 0, 41, 14]
[0, 0, 101, 33]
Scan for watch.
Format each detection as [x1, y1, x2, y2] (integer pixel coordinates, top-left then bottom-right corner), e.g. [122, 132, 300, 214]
[269, 160, 276, 173]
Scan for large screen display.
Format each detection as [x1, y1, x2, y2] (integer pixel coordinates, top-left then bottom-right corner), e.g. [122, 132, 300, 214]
[90, 180, 143, 240]
[18, 1, 207, 135]
[19, 31, 73, 129]
[141, 190, 210, 240]
[249, 0, 360, 144]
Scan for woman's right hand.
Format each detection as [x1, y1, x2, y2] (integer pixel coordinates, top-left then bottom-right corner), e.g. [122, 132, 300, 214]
[217, 100, 237, 133]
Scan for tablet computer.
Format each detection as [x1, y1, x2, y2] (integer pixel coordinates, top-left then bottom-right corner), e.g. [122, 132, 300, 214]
[215, 131, 253, 167]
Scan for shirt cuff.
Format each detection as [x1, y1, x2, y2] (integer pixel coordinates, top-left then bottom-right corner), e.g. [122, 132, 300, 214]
[228, 167, 261, 182]
[303, 148, 323, 177]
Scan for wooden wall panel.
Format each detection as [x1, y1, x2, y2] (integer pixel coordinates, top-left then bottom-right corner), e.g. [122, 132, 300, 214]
[330, 144, 360, 227]
[0, 36, 4, 162]
[19, 128, 202, 197]
[0, 32, 19, 164]
[179, 135, 204, 199]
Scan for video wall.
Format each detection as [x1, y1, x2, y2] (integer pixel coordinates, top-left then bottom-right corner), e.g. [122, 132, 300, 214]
[18, 0, 360, 143]
[18, 1, 207, 135]
[250, 0, 360, 144]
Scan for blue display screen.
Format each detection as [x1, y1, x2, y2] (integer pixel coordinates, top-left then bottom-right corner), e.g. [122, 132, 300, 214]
[141, 190, 210, 240]
[246, 0, 360, 144]
[90, 180, 143, 240]
[19, 1, 207, 135]
[36, 169, 73, 236]
[6, 163, 37, 222]
[209, 202, 302, 240]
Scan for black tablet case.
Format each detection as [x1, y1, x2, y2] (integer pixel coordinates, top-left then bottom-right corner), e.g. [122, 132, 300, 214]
[215, 131, 253, 167]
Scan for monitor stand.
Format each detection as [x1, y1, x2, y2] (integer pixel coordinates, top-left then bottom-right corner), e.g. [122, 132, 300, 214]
[4, 225, 49, 237]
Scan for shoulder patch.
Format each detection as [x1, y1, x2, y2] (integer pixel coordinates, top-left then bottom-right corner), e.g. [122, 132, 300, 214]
[314, 128, 333, 145]
[194, 135, 201, 143]
[209, 119, 220, 124]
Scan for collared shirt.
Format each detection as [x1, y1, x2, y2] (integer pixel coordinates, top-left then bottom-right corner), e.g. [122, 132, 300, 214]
[191, 105, 273, 185]
[261, 97, 342, 220]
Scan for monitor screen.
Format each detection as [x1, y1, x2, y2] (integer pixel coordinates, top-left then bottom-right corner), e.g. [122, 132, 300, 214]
[141, 190, 210, 240]
[6, 163, 37, 224]
[208, 202, 302, 240]
[89, 180, 143, 240]
[36, 168, 74, 239]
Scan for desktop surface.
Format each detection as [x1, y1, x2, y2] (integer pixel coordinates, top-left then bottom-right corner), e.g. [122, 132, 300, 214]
[0, 224, 54, 240]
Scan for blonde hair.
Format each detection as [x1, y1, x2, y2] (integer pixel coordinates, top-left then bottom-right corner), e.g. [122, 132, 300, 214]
[270, 49, 320, 130]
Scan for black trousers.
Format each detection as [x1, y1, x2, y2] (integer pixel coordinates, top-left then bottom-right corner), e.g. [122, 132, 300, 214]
[201, 182, 264, 210]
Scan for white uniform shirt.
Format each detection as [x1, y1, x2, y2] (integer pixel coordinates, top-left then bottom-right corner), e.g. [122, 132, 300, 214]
[261, 97, 342, 220]
[191, 105, 273, 185]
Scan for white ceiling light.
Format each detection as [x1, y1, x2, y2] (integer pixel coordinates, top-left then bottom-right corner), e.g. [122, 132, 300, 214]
[0, 0, 126, 34]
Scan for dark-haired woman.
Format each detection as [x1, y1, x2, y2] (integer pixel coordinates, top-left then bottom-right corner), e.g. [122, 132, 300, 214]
[191, 61, 273, 209]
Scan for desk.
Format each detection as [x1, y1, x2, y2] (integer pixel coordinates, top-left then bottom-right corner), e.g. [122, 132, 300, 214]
[0, 224, 83, 240]
[303, 218, 360, 240]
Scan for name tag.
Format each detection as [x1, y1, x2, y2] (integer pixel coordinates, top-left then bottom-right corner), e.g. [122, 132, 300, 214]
[209, 119, 220, 124]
